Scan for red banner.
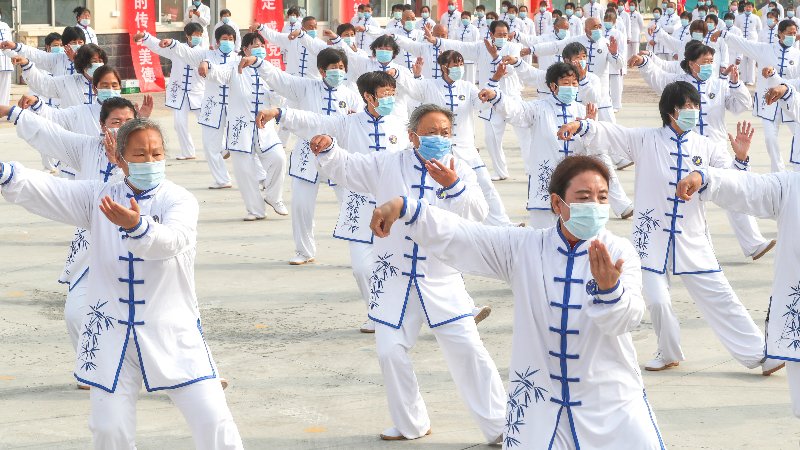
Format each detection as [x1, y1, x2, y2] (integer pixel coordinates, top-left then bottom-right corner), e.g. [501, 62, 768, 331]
[126, 0, 165, 92]
[341, 0, 359, 24]
[254, 0, 286, 70]
[437, 0, 464, 18]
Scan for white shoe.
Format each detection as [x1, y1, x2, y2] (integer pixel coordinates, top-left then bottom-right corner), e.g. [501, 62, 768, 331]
[616, 159, 634, 170]
[266, 199, 289, 216]
[208, 183, 232, 190]
[379, 427, 431, 441]
[360, 320, 375, 333]
[644, 353, 680, 371]
[288, 252, 315, 265]
[473, 305, 492, 324]
[220, 377, 229, 389]
[762, 358, 786, 376]
[751, 239, 777, 261]
[490, 175, 508, 181]
[620, 205, 634, 220]
[489, 434, 503, 446]
[243, 214, 265, 221]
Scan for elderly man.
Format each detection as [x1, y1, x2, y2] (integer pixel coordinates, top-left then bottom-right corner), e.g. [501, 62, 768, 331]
[0, 117, 242, 449]
[303, 104, 506, 444]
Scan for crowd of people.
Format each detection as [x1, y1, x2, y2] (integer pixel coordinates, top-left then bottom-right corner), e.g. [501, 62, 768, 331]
[0, 1, 798, 448]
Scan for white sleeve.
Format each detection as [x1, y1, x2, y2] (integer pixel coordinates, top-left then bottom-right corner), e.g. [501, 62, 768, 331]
[254, 58, 305, 104]
[434, 38, 480, 60]
[723, 79, 752, 114]
[700, 166, 786, 219]
[492, 92, 536, 128]
[280, 108, 348, 141]
[314, 141, 382, 194]
[11, 107, 93, 169]
[204, 63, 232, 85]
[637, 55, 680, 93]
[20, 61, 61, 99]
[161, 38, 207, 67]
[122, 189, 199, 261]
[578, 119, 640, 162]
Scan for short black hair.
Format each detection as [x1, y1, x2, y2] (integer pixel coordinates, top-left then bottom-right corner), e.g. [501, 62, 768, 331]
[476, 4, 486, 10]
[689, 19, 708, 34]
[61, 26, 85, 44]
[287, 6, 300, 16]
[356, 71, 396, 103]
[99, 97, 137, 125]
[562, 42, 587, 61]
[779, 19, 797, 33]
[184, 22, 203, 36]
[215, 24, 236, 42]
[706, 13, 719, 24]
[545, 62, 579, 87]
[337, 23, 356, 35]
[653, 7, 663, 14]
[317, 47, 348, 71]
[402, 4, 413, 10]
[370, 35, 399, 58]
[548, 156, 610, 201]
[220, 9, 231, 17]
[92, 65, 121, 87]
[74, 44, 107, 74]
[73, 6, 90, 18]
[238, 32, 266, 56]
[680, 41, 715, 73]
[45, 32, 62, 47]
[391, 3, 404, 12]
[489, 20, 509, 34]
[437, 49, 464, 66]
[680, 10, 692, 19]
[723, 12, 735, 20]
[659, 81, 700, 126]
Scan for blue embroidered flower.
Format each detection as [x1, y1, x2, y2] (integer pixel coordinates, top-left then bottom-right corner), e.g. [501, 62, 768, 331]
[505, 367, 548, 448]
[632, 208, 660, 259]
[368, 253, 399, 310]
[78, 300, 116, 372]
[779, 283, 800, 351]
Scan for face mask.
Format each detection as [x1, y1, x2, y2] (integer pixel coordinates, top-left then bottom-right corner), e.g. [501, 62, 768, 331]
[557, 29, 568, 39]
[343, 36, 354, 46]
[725, 19, 734, 26]
[324, 68, 346, 87]
[560, 199, 610, 240]
[566, 8, 574, 16]
[374, 96, 395, 116]
[448, 65, 464, 81]
[404, 21, 414, 31]
[766, 6, 772, 11]
[79, 18, 90, 27]
[631, 5, 637, 11]
[70, 43, 81, 52]
[365, 12, 372, 19]
[654, 12, 661, 19]
[691, 31, 704, 40]
[578, 59, 587, 69]
[501, 6, 508, 13]
[219, 40, 235, 53]
[289, 15, 298, 23]
[448, 4, 456, 12]
[603, 21, 613, 30]
[666, 8, 674, 14]
[191, 35, 202, 46]
[681, 18, 689, 27]
[96, 89, 121, 103]
[251, 47, 267, 59]
[591, 28, 602, 41]
[416, 134, 452, 160]
[744, 10, 751, 15]
[672, 108, 699, 131]
[422, 12, 430, 18]
[707, 23, 716, 31]
[357, 12, 364, 18]
[494, 37, 507, 47]
[696, 63, 714, 80]
[789, 11, 795, 18]
[86, 62, 103, 77]
[508, 13, 517, 20]
[193, 1, 201, 6]
[222, 17, 230, 24]
[477, 11, 485, 18]
[540, 7, 547, 13]
[699, 12, 707, 19]
[784, 35, 796, 47]
[307, 30, 318, 38]
[50, 46, 64, 54]
[618, 6, 624, 13]
[376, 49, 393, 63]
[126, 159, 166, 191]
[769, 19, 777, 27]
[520, 11, 529, 18]
[393, 11, 402, 20]
[576, 10, 584, 17]
[698, 1, 704, 5]
[555, 85, 578, 104]
[462, 18, 470, 26]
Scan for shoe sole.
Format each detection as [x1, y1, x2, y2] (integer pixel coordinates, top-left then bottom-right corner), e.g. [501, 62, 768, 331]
[645, 361, 679, 371]
[621, 210, 634, 220]
[223, 152, 231, 160]
[208, 185, 232, 190]
[359, 328, 376, 334]
[220, 378, 229, 389]
[77, 384, 90, 390]
[616, 162, 634, 170]
[380, 428, 431, 440]
[763, 362, 786, 376]
[265, 200, 289, 216]
[752, 240, 777, 261]
[474, 306, 492, 324]
[289, 257, 315, 266]
[176, 157, 197, 160]
[243, 216, 266, 221]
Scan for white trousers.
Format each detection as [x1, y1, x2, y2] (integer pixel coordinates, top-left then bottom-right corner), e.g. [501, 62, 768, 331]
[609, 73, 623, 110]
[374, 289, 506, 441]
[762, 118, 786, 172]
[787, 361, 800, 418]
[348, 240, 374, 311]
[464, 62, 476, 84]
[727, 209, 769, 257]
[641, 257, 765, 368]
[528, 209, 558, 228]
[0, 71, 11, 106]
[230, 148, 286, 217]
[200, 125, 232, 186]
[596, 153, 633, 216]
[740, 55, 757, 84]
[483, 113, 509, 179]
[65, 282, 88, 352]
[174, 106, 199, 158]
[291, 177, 324, 258]
[473, 164, 513, 226]
[88, 347, 242, 450]
[41, 154, 58, 171]
[628, 42, 640, 61]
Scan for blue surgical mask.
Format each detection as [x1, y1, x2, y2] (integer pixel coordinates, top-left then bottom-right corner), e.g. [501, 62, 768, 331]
[502, 6, 508, 13]
[86, 62, 103, 77]
[603, 21, 613, 30]
[681, 18, 690, 27]
[579, 59, 587, 69]
[508, 13, 517, 20]
[289, 15, 298, 23]
[364, 12, 372, 19]
[416, 134, 452, 160]
[193, 1, 201, 6]
[219, 40, 235, 53]
[376, 49, 393, 63]
[404, 21, 414, 31]
[566, 8, 574, 16]
[251, 47, 267, 59]
[784, 35, 796, 47]
[707, 23, 716, 31]
[50, 46, 64, 54]
[422, 12, 430, 18]
[654, 12, 662, 19]
[222, 17, 230, 24]
[462, 18, 470, 26]
[591, 29, 602, 41]
[324, 68, 346, 87]
[307, 30, 318, 38]
[789, 11, 795, 18]
[557, 29, 568, 39]
[744, 10, 751, 15]
[691, 31, 704, 41]
[560, 199, 610, 240]
[725, 19, 734, 27]
[343, 36, 354, 46]
[125, 159, 166, 191]
[494, 37, 507, 47]
[555, 85, 578, 104]
[477, 11, 485, 18]
[699, 12, 707, 19]
[96, 89, 121, 103]
[697, 63, 714, 80]
[673, 108, 699, 131]
[191, 36, 202, 46]
[375, 96, 395, 116]
[520, 11, 528, 18]
[448, 65, 464, 81]
[70, 43, 82, 53]
[80, 18, 90, 27]
[448, 4, 456, 12]
[666, 7, 674, 14]
[576, 10, 584, 17]
[358, 12, 364, 18]
[393, 11, 402, 20]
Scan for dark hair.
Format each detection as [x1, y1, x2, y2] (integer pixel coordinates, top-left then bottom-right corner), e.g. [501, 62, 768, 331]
[723, 12, 735, 20]
[317, 47, 348, 71]
[215, 24, 236, 42]
[184, 22, 203, 36]
[356, 71, 396, 102]
[74, 44, 107, 73]
[421, 5, 431, 12]
[61, 26, 85, 44]
[337, 23, 356, 36]
[548, 156, 611, 201]
[487, 12, 499, 20]
[92, 65, 121, 87]
[287, 6, 300, 16]
[680, 10, 692, 19]
[653, 7, 663, 14]
[220, 9, 231, 17]
[552, 9, 563, 17]
[238, 32, 265, 56]
[604, 9, 617, 20]
[659, 81, 700, 125]
[302, 16, 317, 26]
[370, 35, 399, 57]
[680, 41, 715, 73]
[437, 49, 464, 66]
[461, 11, 472, 18]
[73, 6, 90, 19]
[507, 5, 519, 13]
[689, 19, 708, 34]
[99, 97, 137, 124]
[391, 3, 404, 12]
[706, 13, 718, 24]
[402, 4, 413, 11]
[545, 62, 579, 86]
[45, 32, 62, 47]
[357, 4, 365, 11]
[476, 4, 486, 10]
[565, 2, 576, 8]
[779, 19, 797, 33]
[767, 10, 778, 18]
[502, 0, 513, 6]
[562, 41, 588, 60]
[489, 20, 510, 34]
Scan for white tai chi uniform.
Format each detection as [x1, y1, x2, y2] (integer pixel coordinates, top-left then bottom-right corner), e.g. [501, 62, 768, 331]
[577, 118, 767, 368]
[10, 42, 78, 107]
[0, 163, 242, 449]
[392, 27, 426, 71]
[403, 200, 666, 449]
[396, 73, 514, 226]
[354, 15, 380, 51]
[441, 9, 462, 38]
[186, 2, 212, 48]
[213, 20, 242, 51]
[416, 16, 437, 30]
[207, 58, 286, 218]
[435, 37, 527, 179]
[605, 26, 628, 111]
[699, 164, 800, 418]
[629, 9, 646, 57]
[759, 23, 779, 45]
[0, 20, 13, 105]
[165, 39, 237, 187]
[21, 60, 95, 107]
[534, 10, 554, 36]
[654, 12, 680, 59]
[722, 31, 800, 172]
[279, 107, 407, 310]
[315, 141, 506, 442]
[518, 32, 565, 95]
[339, 45, 414, 122]
[142, 33, 204, 159]
[734, 12, 762, 84]
[77, 22, 98, 45]
[394, 35, 445, 81]
[456, 22, 481, 83]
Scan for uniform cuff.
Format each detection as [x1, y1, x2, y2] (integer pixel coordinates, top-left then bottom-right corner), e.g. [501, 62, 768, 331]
[122, 216, 150, 239]
[0, 162, 15, 186]
[7, 106, 21, 124]
[402, 197, 423, 225]
[592, 280, 623, 304]
[435, 177, 464, 199]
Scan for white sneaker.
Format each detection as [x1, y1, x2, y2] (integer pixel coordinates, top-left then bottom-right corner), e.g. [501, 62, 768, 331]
[644, 353, 680, 371]
[621, 205, 634, 220]
[360, 320, 375, 333]
[490, 175, 508, 181]
[752, 239, 777, 261]
[288, 252, 315, 265]
[473, 305, 492, 324]
[243, 214, 265, 222]
[762, 358, 786, 376]
[379, 427, 431, 441]
[266, 199, 289, 216]
[208, 183, 232, 190]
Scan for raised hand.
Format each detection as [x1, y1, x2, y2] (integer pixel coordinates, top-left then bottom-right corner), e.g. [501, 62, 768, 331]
[198, 61, 209, 78]
[135, 94, 154, 118]
[764, 84, 789, 105]
[64, 43, 76, 60]
[370, 197, 405, 238]
[478, 88, 497, 102]
[676, 171, 704, 201]
[588, 240, 624, 291]
[608, 36, 618, 55]
[728, 121, 754, 161]
[728, 64, 739, 83]
[491, 62, 507, 81]
[103, 128, 118, 163]
[0, 41, 15, 50]
[484, 38, 498, 59]
[520, 47, 532, 57]
[99, 196, 141, 230]
[412, 57, 424, 77]
[423, 156, 458, 188]
[256, 108, 280, 128]
[10, 56, 28, 67]
[238, 55, 258, 73]
[556, 121, 582, 141]
[586, 103, 597, 120]
[424, 26, 435, 43]
[249, 23, 261, 33]
[709, 29, 722, 42]
[309, 134, 333, 155]
[501, 55, 518, 65]
[628, 54, 644, 67]
[288, 30, 301, 40]
[323, 29, 336, 39]
[762, 66, 776, 78]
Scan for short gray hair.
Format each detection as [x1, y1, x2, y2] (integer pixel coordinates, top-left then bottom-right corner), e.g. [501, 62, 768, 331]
[115, 118, 165, 160]
[407, 103, 454, 132]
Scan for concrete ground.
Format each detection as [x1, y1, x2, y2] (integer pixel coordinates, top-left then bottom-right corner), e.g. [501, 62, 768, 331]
[0, 73, 798, 449]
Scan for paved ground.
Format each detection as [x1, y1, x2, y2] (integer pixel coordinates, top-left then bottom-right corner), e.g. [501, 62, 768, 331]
[0, 73, 798, 449]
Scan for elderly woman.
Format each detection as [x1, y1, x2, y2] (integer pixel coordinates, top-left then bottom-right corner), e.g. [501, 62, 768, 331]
[370, 155, 665, 449]
[305, 103, 506, 444]
[0, 118, 242, 449]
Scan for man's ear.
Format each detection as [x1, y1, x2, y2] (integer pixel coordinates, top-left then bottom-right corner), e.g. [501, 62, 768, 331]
[550, 193, 562, 214]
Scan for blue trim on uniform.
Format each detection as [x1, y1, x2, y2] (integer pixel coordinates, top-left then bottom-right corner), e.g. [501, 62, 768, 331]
[643, 390, 667, 449]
